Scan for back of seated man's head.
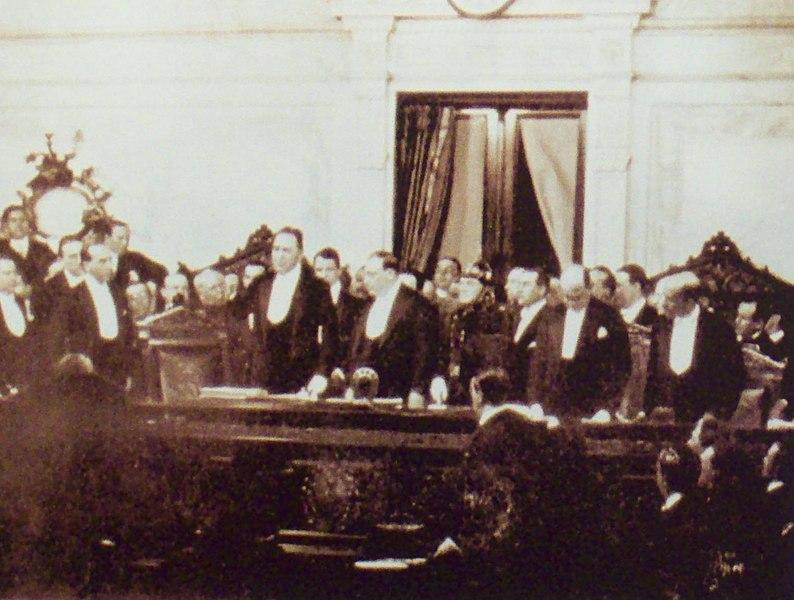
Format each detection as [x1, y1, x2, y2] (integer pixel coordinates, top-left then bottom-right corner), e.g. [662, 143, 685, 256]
[470, 368, 512, 408]
[657, 445, 700, 498]
[55, 352, 95, 378]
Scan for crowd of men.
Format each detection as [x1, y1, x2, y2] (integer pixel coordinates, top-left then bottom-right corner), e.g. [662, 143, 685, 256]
[0, 204, 792, 426]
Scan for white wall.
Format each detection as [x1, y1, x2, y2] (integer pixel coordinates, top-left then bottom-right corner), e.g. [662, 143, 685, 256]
[0, 0, 792, 279]
[628, 0, 794, 278]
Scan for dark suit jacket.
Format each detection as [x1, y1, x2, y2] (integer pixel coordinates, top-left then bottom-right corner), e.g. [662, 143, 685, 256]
[32, 271, 73, 323]
[334, 287, 369, 368]
[59, 279, 134, 383]
[231, 262, 338, 393]
[528, 298, 631, 416]
[645, 309, 746, 422]
[0, 295, 33, 386]
[114, 249, 168, 288]
[0, 237, 56, 286]
[506, 302, 548, 401]
[347, 285, 435, 398]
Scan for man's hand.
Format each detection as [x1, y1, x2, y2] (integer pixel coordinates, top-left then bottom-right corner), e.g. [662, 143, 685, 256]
[306, 374, 329, 399]
[429, 376, 448, 405]
[407, 390, 425, 409]
[766, 314, 785, 341]
[15, 282, 32, 299]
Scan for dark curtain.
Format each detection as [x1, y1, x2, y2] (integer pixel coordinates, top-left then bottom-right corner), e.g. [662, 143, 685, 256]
[394, 104, 457, 274]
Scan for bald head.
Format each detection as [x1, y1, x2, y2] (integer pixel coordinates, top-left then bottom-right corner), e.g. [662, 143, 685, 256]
[194, 269, 226, 308]
[161, 273, 189, 307]
[657, 271, 701, 318]
[505, 267, 527, 304]
[559, 264, 589, 310]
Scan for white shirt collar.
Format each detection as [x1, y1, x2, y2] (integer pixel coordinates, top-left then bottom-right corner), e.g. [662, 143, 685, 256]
[621, 297, 646, 324]
[561, 303, 587, 360]
[0, 291, 25, 337]
[8, 236, 29, 258]
[366, 280, 400, 339]
[514, 299, 545, 343]
[267, 264, 301, 324]
[670, 304, 700, 375]
[330, 280, 342, 305]
[64, 269, 84, 288]
[85, 275, 120, 340]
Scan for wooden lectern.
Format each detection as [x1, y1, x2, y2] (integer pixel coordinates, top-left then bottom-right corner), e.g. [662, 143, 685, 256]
[140, 307, 232, 403]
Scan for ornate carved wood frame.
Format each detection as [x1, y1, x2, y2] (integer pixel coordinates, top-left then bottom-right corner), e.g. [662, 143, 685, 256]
[14, 132, 111, 240]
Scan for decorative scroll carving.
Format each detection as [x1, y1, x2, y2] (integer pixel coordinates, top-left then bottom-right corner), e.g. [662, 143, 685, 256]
[179, 223, 274, 278]
[651, 231, 794, 318]
[16, 132, 111, 239]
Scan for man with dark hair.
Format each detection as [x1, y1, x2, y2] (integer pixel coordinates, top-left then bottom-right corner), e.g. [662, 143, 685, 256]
[231, 227, 338, 395]
[0, 204, 56, 287]
[644, 271, 746, 422]
[346, 250, 434, 405]
[105, 220, 167, 289]
[589, 264, 617, 306]
[529, 264, 631, 418]
[615, 263, 657, 326]
[507, 268, 549, 400]
[32, 235, 84, 323]
[313, 247, 367, 369]
[59, 243, 133, 386]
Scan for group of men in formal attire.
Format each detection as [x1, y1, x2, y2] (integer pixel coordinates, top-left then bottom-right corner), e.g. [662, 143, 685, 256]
[0, 206, 791, 426]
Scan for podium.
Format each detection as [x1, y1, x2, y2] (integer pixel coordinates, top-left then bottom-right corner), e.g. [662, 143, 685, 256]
[140, 307, 232, 403]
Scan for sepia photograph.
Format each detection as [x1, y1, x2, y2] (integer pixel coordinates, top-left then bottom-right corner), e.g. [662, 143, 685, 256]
[0, 1, 792, 598]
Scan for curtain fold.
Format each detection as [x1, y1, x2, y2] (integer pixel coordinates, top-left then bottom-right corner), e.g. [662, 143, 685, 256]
[395, 104, 457, 274]
[439, 115, 487, 269]
[518, 117, 580, 269]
